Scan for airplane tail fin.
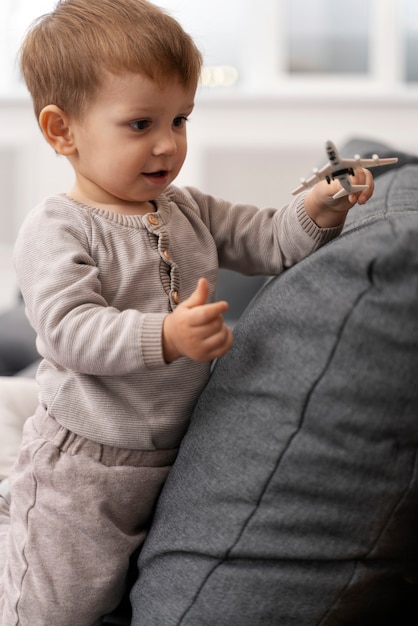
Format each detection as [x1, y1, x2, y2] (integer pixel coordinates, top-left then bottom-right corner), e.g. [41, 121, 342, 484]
[332, 184, 369, 200]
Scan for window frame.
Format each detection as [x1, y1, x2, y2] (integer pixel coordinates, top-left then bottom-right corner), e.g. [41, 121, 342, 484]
[271, 0, 415, 96]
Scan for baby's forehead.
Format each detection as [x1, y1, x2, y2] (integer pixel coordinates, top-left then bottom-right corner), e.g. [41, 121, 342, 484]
[87, 70, 196, 112]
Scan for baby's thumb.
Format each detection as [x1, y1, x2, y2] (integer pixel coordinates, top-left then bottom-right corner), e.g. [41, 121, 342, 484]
[184, 278, 209, 309]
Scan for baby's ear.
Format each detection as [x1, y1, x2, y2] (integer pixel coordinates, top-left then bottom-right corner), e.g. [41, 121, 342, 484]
[38, 105, 76, 155]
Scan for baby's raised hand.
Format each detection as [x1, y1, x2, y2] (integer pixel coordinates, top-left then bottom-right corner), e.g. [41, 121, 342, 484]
[163, 278, 233, 363]
[304, 167, 375, 228]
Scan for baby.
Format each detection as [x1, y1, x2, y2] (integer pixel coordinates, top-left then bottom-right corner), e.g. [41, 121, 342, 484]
[0, 0, 374, 624]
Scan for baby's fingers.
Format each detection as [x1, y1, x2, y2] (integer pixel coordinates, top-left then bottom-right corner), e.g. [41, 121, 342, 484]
[201, 322, 233, 360]
[349, 169, 374, 205]
[188, 300, 229, 327]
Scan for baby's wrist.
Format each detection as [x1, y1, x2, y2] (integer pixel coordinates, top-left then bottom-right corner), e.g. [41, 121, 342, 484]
[304, 192, 348, 229]
[162, 315, 180, 363]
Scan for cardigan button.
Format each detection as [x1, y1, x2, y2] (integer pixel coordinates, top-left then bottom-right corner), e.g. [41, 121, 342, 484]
[163, 250, 170, 261]
[172, 290, 179, 305]
[148, 214, 159, 226]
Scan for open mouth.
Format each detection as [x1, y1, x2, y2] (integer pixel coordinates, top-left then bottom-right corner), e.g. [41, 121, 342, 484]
[144, 170, 169, 181]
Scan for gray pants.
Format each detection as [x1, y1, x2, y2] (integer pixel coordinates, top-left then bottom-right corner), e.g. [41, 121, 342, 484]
[0, 407, 176, 626]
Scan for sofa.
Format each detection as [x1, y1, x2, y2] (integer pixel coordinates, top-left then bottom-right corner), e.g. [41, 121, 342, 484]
[130, 138, 418, 625]
[1, 138, 418, 624]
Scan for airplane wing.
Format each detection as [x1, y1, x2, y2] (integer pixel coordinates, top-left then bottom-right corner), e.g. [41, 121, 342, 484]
[291, 163, 332, 195]
[340, 155, 398, 169]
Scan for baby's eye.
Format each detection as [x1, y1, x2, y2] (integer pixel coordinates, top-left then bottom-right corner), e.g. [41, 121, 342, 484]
[130, 119, 150, 131]
[172, 116, 188, 128]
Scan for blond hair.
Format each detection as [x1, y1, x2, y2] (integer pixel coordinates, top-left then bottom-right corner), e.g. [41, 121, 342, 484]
[20, 0, 202, 120]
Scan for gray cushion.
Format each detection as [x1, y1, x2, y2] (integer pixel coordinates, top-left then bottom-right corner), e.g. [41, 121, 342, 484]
[131, 150, 418, 625]
[0, 302, 39, 376]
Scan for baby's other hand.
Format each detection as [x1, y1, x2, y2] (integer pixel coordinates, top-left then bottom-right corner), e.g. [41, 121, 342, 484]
[163, 278, 233, 363]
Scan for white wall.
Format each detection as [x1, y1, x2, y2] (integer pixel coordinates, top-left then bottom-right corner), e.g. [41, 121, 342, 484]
[0, 91, 417, 311]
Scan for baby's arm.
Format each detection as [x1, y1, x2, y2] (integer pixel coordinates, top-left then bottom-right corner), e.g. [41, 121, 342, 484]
[304, 167, 374, 228]
[163, 278, 233, 363]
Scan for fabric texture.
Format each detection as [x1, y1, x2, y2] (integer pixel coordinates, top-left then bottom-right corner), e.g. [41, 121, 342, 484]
[13, 187, 337, 451]
[131, 149, 418, 625]
[0, 407, 176, 626]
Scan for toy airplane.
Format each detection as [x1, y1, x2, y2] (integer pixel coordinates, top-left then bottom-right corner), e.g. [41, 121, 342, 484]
[292, 140, 398, 200]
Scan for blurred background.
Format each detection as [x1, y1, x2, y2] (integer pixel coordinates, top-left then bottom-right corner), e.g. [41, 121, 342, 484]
[0, 0, 417, 311]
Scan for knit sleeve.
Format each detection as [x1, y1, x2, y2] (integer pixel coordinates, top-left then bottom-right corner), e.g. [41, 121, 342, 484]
[170, 186, 342, 276]
[14, 198, 167, 375]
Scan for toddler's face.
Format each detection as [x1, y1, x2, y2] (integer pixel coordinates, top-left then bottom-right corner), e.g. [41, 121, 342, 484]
[67, 70, 195, 215]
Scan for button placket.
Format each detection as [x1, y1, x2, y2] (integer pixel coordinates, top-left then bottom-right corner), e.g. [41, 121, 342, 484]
[153, 224, 180, 311]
